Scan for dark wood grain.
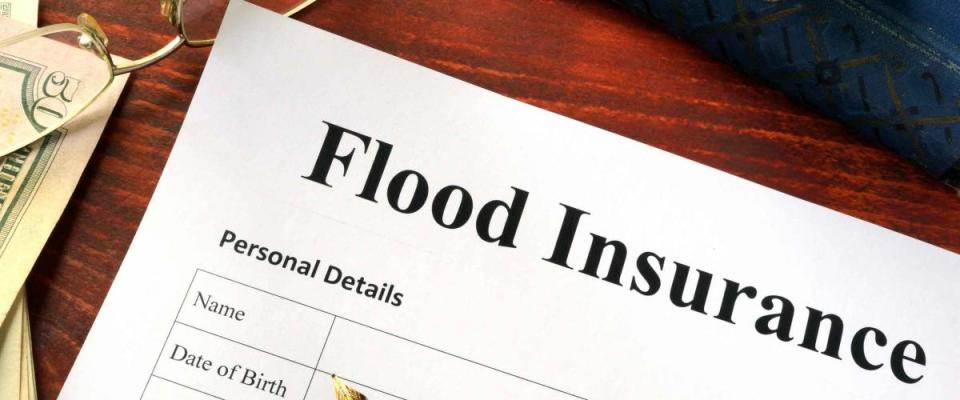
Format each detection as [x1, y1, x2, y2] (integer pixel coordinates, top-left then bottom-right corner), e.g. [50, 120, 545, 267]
[27, 0, 960, 398]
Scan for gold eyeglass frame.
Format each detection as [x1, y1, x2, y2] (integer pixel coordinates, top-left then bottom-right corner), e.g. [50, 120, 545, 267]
[0, 0, 315, 157]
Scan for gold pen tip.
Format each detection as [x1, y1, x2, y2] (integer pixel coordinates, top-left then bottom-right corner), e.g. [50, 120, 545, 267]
[332, 374, 367, 400]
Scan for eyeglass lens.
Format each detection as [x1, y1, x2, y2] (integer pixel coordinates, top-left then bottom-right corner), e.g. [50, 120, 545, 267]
[0, 28, 112, 156]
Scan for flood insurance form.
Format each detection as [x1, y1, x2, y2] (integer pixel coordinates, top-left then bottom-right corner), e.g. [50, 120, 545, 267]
[61, 2, 959, 399]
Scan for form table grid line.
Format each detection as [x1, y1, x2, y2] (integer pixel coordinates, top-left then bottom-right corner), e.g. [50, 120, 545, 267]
[151, 374, 226, 400]
[302, 316, 338, 400]
[174, 320, 317, 370]
[140, 268, 199, 400]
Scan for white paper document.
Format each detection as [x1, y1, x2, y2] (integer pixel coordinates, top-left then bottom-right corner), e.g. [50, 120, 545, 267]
[61, 2, 960, 399]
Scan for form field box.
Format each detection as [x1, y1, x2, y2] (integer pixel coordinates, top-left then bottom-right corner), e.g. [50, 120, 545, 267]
[178, 272, 335, 366]
[317, 319, 580, 400]
[154, 323, 315, 400]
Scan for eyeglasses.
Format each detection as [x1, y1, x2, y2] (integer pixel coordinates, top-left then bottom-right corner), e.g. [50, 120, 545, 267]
[0, 0, 316, 157]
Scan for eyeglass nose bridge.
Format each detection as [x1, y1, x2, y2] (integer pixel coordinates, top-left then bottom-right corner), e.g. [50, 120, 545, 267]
[160, 0, 181, 28]
[116, 0, 319, 74]
[77, 13, 109, 48]
[160, 0, 217, 48]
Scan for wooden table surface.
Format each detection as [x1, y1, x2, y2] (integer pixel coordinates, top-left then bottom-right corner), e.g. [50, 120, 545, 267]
[27, 0, 960, 398]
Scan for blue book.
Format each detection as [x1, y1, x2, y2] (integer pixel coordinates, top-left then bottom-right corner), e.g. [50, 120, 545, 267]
[615, 0, 960, 189]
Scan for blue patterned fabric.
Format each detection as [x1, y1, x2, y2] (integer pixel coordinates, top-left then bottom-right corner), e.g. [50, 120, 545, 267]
[614, 0, 960, 187]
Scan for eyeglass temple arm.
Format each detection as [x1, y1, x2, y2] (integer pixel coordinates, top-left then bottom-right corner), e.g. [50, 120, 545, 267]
[182, 0, 319, 48]
[113, 36, 184, 75]
[206, 0, 320, 35]
[284, 0, 318, 17]
[112, 0, 317, 75]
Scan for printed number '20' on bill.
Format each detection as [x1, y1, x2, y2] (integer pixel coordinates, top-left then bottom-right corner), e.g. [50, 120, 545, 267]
[0, 16, 128, 322]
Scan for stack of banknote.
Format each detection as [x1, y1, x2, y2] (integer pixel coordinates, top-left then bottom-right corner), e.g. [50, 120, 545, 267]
[0, 2, 43, 399]
[0, 2, 129, 399]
